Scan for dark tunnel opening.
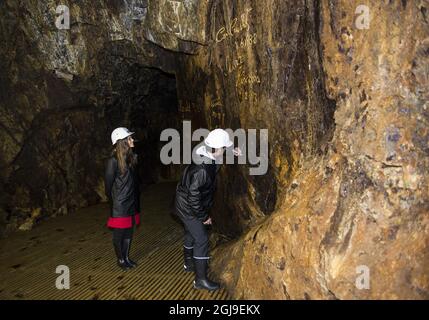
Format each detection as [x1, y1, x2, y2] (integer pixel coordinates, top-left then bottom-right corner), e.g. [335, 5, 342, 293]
[0, 52, 182, 235]
[101, 64, 181, 186]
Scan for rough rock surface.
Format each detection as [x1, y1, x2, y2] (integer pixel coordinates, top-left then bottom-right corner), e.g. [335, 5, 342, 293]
[0, 0, 180, 235]
[1, 0, 428, 299]
[145, 0, 429, 299]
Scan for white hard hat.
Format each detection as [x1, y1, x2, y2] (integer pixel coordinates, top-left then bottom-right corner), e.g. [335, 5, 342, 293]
[204, 129, 233, 149]
[111, 127, 134, 145]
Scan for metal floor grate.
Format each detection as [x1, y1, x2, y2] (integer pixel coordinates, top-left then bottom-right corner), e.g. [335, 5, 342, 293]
[0, 182, 230, 300]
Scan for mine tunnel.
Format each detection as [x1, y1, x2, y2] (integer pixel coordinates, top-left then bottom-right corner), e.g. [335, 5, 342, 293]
[0, 0, 428, 300]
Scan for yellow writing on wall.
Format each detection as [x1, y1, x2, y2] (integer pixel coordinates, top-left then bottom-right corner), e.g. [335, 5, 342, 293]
[237, 90, 258, 104]
[225, 54, 245, 74]
[211, 6, 260, 106]
[237, 33, 257, 48]
[205, 96, 225, 127]
[165, 0, 183, 36]
[236, 71, 261, 87]
[215, 8, 252, 44]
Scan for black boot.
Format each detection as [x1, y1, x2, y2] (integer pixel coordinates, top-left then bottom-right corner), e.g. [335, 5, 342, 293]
[184, 248, 195, 272]
[193, 259, 220, 291]
[113, 240, 130, 271]
[122, 238, 138, 268]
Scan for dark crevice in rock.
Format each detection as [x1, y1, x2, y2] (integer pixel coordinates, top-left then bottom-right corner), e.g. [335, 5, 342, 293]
[313, 0, 337, 150]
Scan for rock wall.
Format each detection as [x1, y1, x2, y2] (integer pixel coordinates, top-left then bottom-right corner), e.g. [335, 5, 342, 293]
[173, 0, 337, 237]
[0, 0, 180, 235]
[143, 0, 428, 298]
[203, 0, 428, 299]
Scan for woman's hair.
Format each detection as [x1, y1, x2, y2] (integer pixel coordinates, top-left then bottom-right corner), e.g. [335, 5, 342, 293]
[113, 137, 137, 175]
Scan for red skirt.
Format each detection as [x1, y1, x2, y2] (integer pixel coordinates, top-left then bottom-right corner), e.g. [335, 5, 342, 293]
[107, 212, 141, 229]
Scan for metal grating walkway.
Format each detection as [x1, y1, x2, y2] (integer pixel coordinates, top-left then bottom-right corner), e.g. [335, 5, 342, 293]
[0, 182, 230, 300]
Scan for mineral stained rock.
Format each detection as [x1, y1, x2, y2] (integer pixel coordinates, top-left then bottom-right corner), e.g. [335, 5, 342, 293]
[0, 0, 180, 235]
[146, 0, 428, 299]
[1, 0, 428, 299]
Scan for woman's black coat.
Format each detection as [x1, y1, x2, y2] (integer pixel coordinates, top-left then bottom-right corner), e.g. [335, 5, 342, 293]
[104, 156, 140, 217]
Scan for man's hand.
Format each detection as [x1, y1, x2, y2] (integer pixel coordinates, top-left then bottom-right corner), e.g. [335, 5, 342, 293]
[232, 147, 242, 156]
[203, 217, 212, 225]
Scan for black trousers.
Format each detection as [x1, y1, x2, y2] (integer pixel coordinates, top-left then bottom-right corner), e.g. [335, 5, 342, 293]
[111, 214, 137, 245]
[112, 227, 133, 247]
[178, 214, 209, 260]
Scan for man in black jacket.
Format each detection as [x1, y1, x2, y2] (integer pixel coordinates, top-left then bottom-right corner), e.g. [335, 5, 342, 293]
[175, 129, 240, 291]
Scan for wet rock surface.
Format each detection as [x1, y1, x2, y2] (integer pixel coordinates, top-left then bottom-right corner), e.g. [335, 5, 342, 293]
[0, 0, 180, 235]
[0, 0, 428, 299]
[207, 0, 429, 299]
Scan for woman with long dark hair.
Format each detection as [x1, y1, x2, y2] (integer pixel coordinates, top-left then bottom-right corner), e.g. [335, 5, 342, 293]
[104, 127, 141, 270]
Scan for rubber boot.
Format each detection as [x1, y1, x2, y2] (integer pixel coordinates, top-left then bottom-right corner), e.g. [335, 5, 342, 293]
[113, 240, 130, 270]
[122, 238, 137, 268]
[193, 259, 220, 291]
[184, 248, 195, 272]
